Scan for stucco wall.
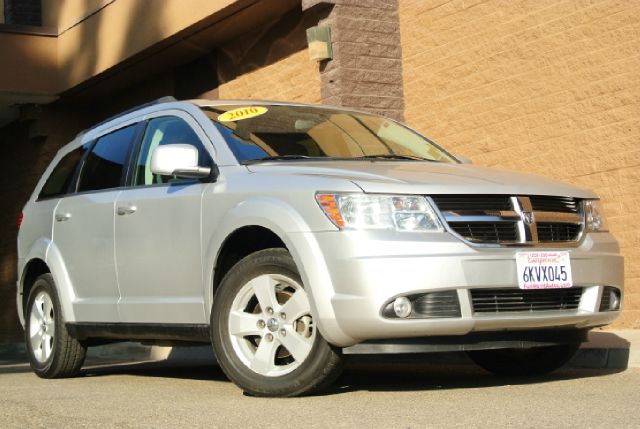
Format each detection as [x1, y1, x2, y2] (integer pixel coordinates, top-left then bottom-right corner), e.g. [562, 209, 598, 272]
[41, 0, 111, 32]
[399, 0, 640, 327]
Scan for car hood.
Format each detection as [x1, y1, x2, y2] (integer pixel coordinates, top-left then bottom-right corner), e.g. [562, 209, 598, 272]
[246, 161, 597, 198]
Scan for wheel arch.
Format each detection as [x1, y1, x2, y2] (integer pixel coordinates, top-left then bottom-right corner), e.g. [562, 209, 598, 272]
[19, 239, 78, 326]
[203, 197, 353, 346]
[211, 225, 288, 299]
[19, 258, 50, 326]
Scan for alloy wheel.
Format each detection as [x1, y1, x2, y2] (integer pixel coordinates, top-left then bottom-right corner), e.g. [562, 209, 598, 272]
[228, 274, 316, 377]
[29, 291, 56, 363]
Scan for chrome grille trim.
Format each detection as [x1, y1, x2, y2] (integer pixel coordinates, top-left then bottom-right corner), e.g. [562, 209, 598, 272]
[471, 288, 583, 313]
[430, 195, 585, 247]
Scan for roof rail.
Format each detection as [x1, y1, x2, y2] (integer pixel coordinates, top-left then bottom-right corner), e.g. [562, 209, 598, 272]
[87, 96, 178, 133]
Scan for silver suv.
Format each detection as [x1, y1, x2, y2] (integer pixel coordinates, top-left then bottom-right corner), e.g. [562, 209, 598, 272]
[17, 99, 623, 396]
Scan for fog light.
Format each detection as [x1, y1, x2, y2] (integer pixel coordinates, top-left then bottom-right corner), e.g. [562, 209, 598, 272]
[393, 297, 412, 318]
[608, 289, 621, 311]
[599, 286, 621, 312]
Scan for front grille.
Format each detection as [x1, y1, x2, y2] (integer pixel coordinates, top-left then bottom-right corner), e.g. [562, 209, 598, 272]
[431, 194, 583, 246]
[431, 195, 512, 212]
[537, 222, 581, 242]
[471, 288, 583, 313]
[530, 196, 580, 213]
[450, 222, 518, 243]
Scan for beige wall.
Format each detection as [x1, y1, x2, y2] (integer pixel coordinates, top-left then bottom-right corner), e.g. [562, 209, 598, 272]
[218, 50, 321, 103]
[0, 32, 58, 94]
[1, 0, 241, 96]
[399, 0, 640, 328]
[55, 0, 238, 91]
[41, 0, 112, 32]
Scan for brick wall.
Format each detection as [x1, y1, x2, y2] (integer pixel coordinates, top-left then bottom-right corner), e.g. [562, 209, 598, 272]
[304, 0, 405, 121]
[218, 49, 321, 103]
[399, 0, 640, 327]
[216, 6, 324, 103]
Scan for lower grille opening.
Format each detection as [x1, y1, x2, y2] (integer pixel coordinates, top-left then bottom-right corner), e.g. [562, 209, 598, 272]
[471, 288, 583, 313]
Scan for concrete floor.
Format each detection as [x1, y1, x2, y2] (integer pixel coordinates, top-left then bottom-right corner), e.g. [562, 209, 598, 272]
[1, 356, 639, 428]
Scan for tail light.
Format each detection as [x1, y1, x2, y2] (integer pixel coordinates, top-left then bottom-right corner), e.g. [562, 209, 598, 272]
[17, 212, 23, 230]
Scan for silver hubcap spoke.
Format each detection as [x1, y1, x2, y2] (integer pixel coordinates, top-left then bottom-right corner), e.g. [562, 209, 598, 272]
[250, 337, 279, 374]
[249, 275, 278, 312]
[279, 326, 313, 362]
[29, 291, 55, 363]
[279, 289, 310, 322]
[229, 311, 263, 337]
[229, 273, 316, 377]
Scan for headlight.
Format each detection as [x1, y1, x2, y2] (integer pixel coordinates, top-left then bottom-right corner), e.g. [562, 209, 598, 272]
[584, 199, 609, 232]
[316, 193, 443, 232]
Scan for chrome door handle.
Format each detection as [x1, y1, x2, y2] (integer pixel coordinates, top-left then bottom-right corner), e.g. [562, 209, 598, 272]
[117, 205, 137, 216]
[55, 212, 71, 222]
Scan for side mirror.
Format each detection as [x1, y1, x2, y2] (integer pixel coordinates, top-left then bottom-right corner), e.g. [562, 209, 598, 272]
[150, 144, 212, 179]
[456, 155, 473, 164]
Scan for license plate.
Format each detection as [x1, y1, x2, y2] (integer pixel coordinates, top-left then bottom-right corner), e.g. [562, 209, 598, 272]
[516, 251, 573, 289]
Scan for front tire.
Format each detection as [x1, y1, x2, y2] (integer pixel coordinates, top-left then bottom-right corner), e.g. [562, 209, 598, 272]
[211, 248, 342, 397]
[467, 344, 580, 376]
[25, 274, 87, 378]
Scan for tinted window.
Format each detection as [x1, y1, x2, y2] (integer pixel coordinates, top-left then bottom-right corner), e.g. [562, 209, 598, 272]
[133, 117, 212, 186]
[77, 125, 137, 192]
[39, 144, 90, 199]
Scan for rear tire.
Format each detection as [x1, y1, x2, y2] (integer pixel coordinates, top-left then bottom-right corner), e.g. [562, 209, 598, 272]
[467, 344, 580, 376]
[25, 274, 87, 378]
[211, 248, 342, 397]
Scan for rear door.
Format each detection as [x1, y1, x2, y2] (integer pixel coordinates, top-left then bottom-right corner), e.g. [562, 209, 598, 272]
[114, 113, 213, 324]
[53, 124, 141, 322]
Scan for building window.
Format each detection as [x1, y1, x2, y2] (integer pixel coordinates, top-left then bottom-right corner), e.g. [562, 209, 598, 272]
[3, 0, 42, 26]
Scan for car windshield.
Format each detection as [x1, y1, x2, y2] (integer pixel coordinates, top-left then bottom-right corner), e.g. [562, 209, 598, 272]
[201, 105, 457, 164]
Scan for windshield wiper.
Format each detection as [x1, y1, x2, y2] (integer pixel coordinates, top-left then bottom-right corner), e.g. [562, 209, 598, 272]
[243, 155, 323, 164]
[244, 154, 435, 164]
[354, 154, 434, 161]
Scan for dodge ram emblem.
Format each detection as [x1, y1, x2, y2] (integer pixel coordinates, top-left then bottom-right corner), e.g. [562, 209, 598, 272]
[522, 211, 535, 225]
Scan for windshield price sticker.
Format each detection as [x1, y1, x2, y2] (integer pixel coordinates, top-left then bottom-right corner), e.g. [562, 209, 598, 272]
[218, 106, 268, 122]
[516, 251, 573, 289]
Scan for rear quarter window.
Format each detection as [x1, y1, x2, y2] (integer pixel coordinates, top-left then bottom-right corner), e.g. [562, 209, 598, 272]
[38, 144, 90, 200]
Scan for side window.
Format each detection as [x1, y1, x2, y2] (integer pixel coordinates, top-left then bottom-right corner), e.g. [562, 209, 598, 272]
[77, 125, 137, 193]
[38, 144, 90, 199]
[133, 116, 212, 186]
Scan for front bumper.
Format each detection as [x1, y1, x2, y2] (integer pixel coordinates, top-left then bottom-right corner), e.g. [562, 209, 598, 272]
[300, 230, 623, 347]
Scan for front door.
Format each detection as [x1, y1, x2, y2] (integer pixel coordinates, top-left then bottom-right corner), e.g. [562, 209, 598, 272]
[115, 114, 213, 324]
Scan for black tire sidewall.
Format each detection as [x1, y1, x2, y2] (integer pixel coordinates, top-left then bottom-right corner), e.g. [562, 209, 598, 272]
[25, 274, 62, 374]
[211, 249, 340, 396]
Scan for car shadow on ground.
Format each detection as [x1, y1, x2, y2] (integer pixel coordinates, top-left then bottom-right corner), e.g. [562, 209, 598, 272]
[69, 352, 627, 396]
[331, 354, 625, 395]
